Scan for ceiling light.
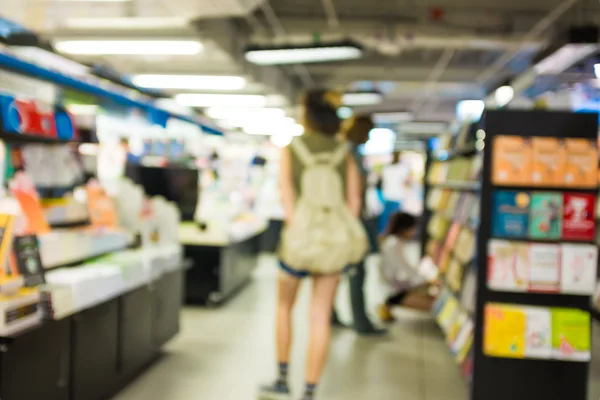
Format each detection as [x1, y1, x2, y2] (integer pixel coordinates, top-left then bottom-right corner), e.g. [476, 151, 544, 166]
[534, 44, 597, 75]
[337, 107, 354, 119]
[132, 74, 246, 91]
[54, 0, 130, 2]
[175, 94, 266, 108]
[206, 107, 285, 120]
[54, 40, 203, 56]
[342, 92, 383, 106]
[61, 17, 188, 29]
[456, 100, 484, 123]
[373, 112, 414, 124]
[399, 122, 448, 135]
[595, 64, 600, 79]
[494, 85, 514, 107]
[245, 41, 363, 65]
[244, 118, 303, 136]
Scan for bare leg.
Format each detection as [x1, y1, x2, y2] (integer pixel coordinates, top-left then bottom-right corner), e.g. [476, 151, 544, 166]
[305, 273, 341, 384]
[401, 292, 435, 312]
[276, 272, 302, 364]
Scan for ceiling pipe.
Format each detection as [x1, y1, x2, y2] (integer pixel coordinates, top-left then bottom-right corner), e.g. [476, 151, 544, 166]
[475, 0, 581, 85]
[412, 48, 456, 117]
[321, 0, 340, 29]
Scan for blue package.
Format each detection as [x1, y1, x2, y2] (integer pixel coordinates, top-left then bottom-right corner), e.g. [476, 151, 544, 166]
[492, 191, 530, 238]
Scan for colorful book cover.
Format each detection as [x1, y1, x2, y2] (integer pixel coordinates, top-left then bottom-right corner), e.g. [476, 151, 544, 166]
[454, 228, 475, 264]
[452, 318, 474, 356]
[492, 136, 533, 186]
[484, 303, 527, 359]
[529, 192, 562, 239]
[492, 191, 530, 238]
[529, 244, 561, 292]
[446, 258, 464, 293]
[525, 307, 552, 359]
[531, 137, 566, 186]
[437, 295, 460, 333]
[487, 240, 529, 292]
[551, 308, 591, 361]
[432, 288, 452, 317]
[560, 244, 598, 295]
[564, 139, 597, 188]
[460, 270, 477, 314]
[562, 193, 596, 241]
[446, 312, 468, 346]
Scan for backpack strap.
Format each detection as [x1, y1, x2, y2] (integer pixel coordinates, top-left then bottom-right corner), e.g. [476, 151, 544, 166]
[291, 138, 315, 166]
[329, 142, 348, 167]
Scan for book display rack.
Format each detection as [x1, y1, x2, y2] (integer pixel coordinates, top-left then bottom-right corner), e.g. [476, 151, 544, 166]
[421, 110, 599, 400]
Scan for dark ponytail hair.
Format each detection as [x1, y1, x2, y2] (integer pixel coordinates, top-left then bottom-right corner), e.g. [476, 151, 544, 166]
[302, 88, 341, 136]
[385, 212, 417, 237]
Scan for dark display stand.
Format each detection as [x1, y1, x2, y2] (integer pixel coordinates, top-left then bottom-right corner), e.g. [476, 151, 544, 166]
[184, 232, 261, 305]
[471, 110, 597, 400]
[259, 219, 283, 253]
[0, 267, 184, 400]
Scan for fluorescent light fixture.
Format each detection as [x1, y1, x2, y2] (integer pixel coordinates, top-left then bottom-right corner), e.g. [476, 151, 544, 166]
[342, 92, 383, 106]
[245, 123, 304, 136]
[132, 74, 246, 90]
[534, 44, 597, 75]
[55, 0, 130, 2]
[456, 100, 485, 123]
[594, 63, 600, 79]
[176, 94, 266, 108]
[54, 40, 203, 56]
[62, 17, 188, 29]
[206, 107, 285, 120]
[373, 112, 414, 124]
[245, 41, 363, 65]
[399, 122, 448, 135]
[494, 85, 514, 107]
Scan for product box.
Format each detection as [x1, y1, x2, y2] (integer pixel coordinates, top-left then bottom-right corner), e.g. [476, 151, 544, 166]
[562, 193, 596, 241]
[529, 192, 562, 240]
[560, 244, 598, 295]
[484, 303, 527, 359]
[525, 307, 552, 359]
[487, 240, 529, 292]
[564, 139, 597, 188]
[492, 136, 532, 186]
[492, 191, 530, 238]
[529, 244, 561, 292]
[531, 137, 566, 186]
[551, 308, 591, 361]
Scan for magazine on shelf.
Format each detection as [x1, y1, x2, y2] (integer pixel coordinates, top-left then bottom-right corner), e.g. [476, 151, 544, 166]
[564, 138, 597, 188]
[529, 244, 561, 293]
[492, 136, 533, 186]
[560, 244, 598, 295]
[487, 240, 529, 292]
[492, 191, 530, 238]
[529, 192, 562, 240]
[551, 308, 591, 361]
[562, 193, 596, 241]
[531, 137, 566, 187]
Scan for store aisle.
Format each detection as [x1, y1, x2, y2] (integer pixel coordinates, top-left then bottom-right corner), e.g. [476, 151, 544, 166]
[113, 256, 467, 400]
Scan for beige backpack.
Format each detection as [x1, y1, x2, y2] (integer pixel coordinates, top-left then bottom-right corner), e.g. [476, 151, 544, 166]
[280, 138, 369, 275]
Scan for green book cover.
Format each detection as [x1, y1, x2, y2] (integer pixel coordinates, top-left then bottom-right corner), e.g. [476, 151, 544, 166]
[529, 192, 562, 239]
[551, 308, 591, 361]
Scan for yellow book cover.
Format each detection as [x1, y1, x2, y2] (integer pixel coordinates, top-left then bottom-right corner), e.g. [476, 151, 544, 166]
[437, 296, 460, 332]
[564, 139, 597, 188]
[484, 304, 527, 359]
[531, 137, 566, 186]
[492, 136, 533, 186]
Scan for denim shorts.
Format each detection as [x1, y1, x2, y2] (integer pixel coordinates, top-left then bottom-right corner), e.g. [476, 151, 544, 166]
[278, 260, 353, 278]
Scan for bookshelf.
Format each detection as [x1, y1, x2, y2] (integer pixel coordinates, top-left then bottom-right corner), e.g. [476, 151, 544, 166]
[421, 110, 599, 400]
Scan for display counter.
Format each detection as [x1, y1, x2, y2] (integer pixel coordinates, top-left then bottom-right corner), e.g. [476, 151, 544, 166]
[180, 221, 266, 305]
[0, 260, 187, 400]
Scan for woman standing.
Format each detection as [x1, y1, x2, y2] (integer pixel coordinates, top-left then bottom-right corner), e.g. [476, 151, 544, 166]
[333, 115, 386, 335]
[260, 89, 367, 400]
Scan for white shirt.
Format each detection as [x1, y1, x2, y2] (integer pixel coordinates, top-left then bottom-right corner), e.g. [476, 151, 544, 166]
[380, 236, 425, 292]
[382, 163, 410, 202]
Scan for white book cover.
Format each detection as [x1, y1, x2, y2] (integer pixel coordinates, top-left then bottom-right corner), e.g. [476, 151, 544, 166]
[529, 244, 561, 292]
[560, 244, 598, 295]
[488, 240, 529, 292]
[525, 307, 552, 359]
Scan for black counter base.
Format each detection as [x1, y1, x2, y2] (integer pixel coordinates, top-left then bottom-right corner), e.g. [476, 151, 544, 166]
[0, 268, 185, 400]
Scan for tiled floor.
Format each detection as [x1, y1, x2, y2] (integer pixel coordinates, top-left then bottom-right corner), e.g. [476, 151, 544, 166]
[111, 255, 467, 400]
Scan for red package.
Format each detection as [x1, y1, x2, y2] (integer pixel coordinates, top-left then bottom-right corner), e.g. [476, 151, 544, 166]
[562, 193, 596, 241]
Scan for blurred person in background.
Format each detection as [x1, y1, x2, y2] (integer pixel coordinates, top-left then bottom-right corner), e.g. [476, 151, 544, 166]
[379, 151, 410, 232]
[259, 89, 366, 400]
[331, 115, 387, 335]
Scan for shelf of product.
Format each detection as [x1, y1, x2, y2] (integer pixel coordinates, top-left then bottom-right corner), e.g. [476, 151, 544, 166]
[422, 110, 599, 400]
